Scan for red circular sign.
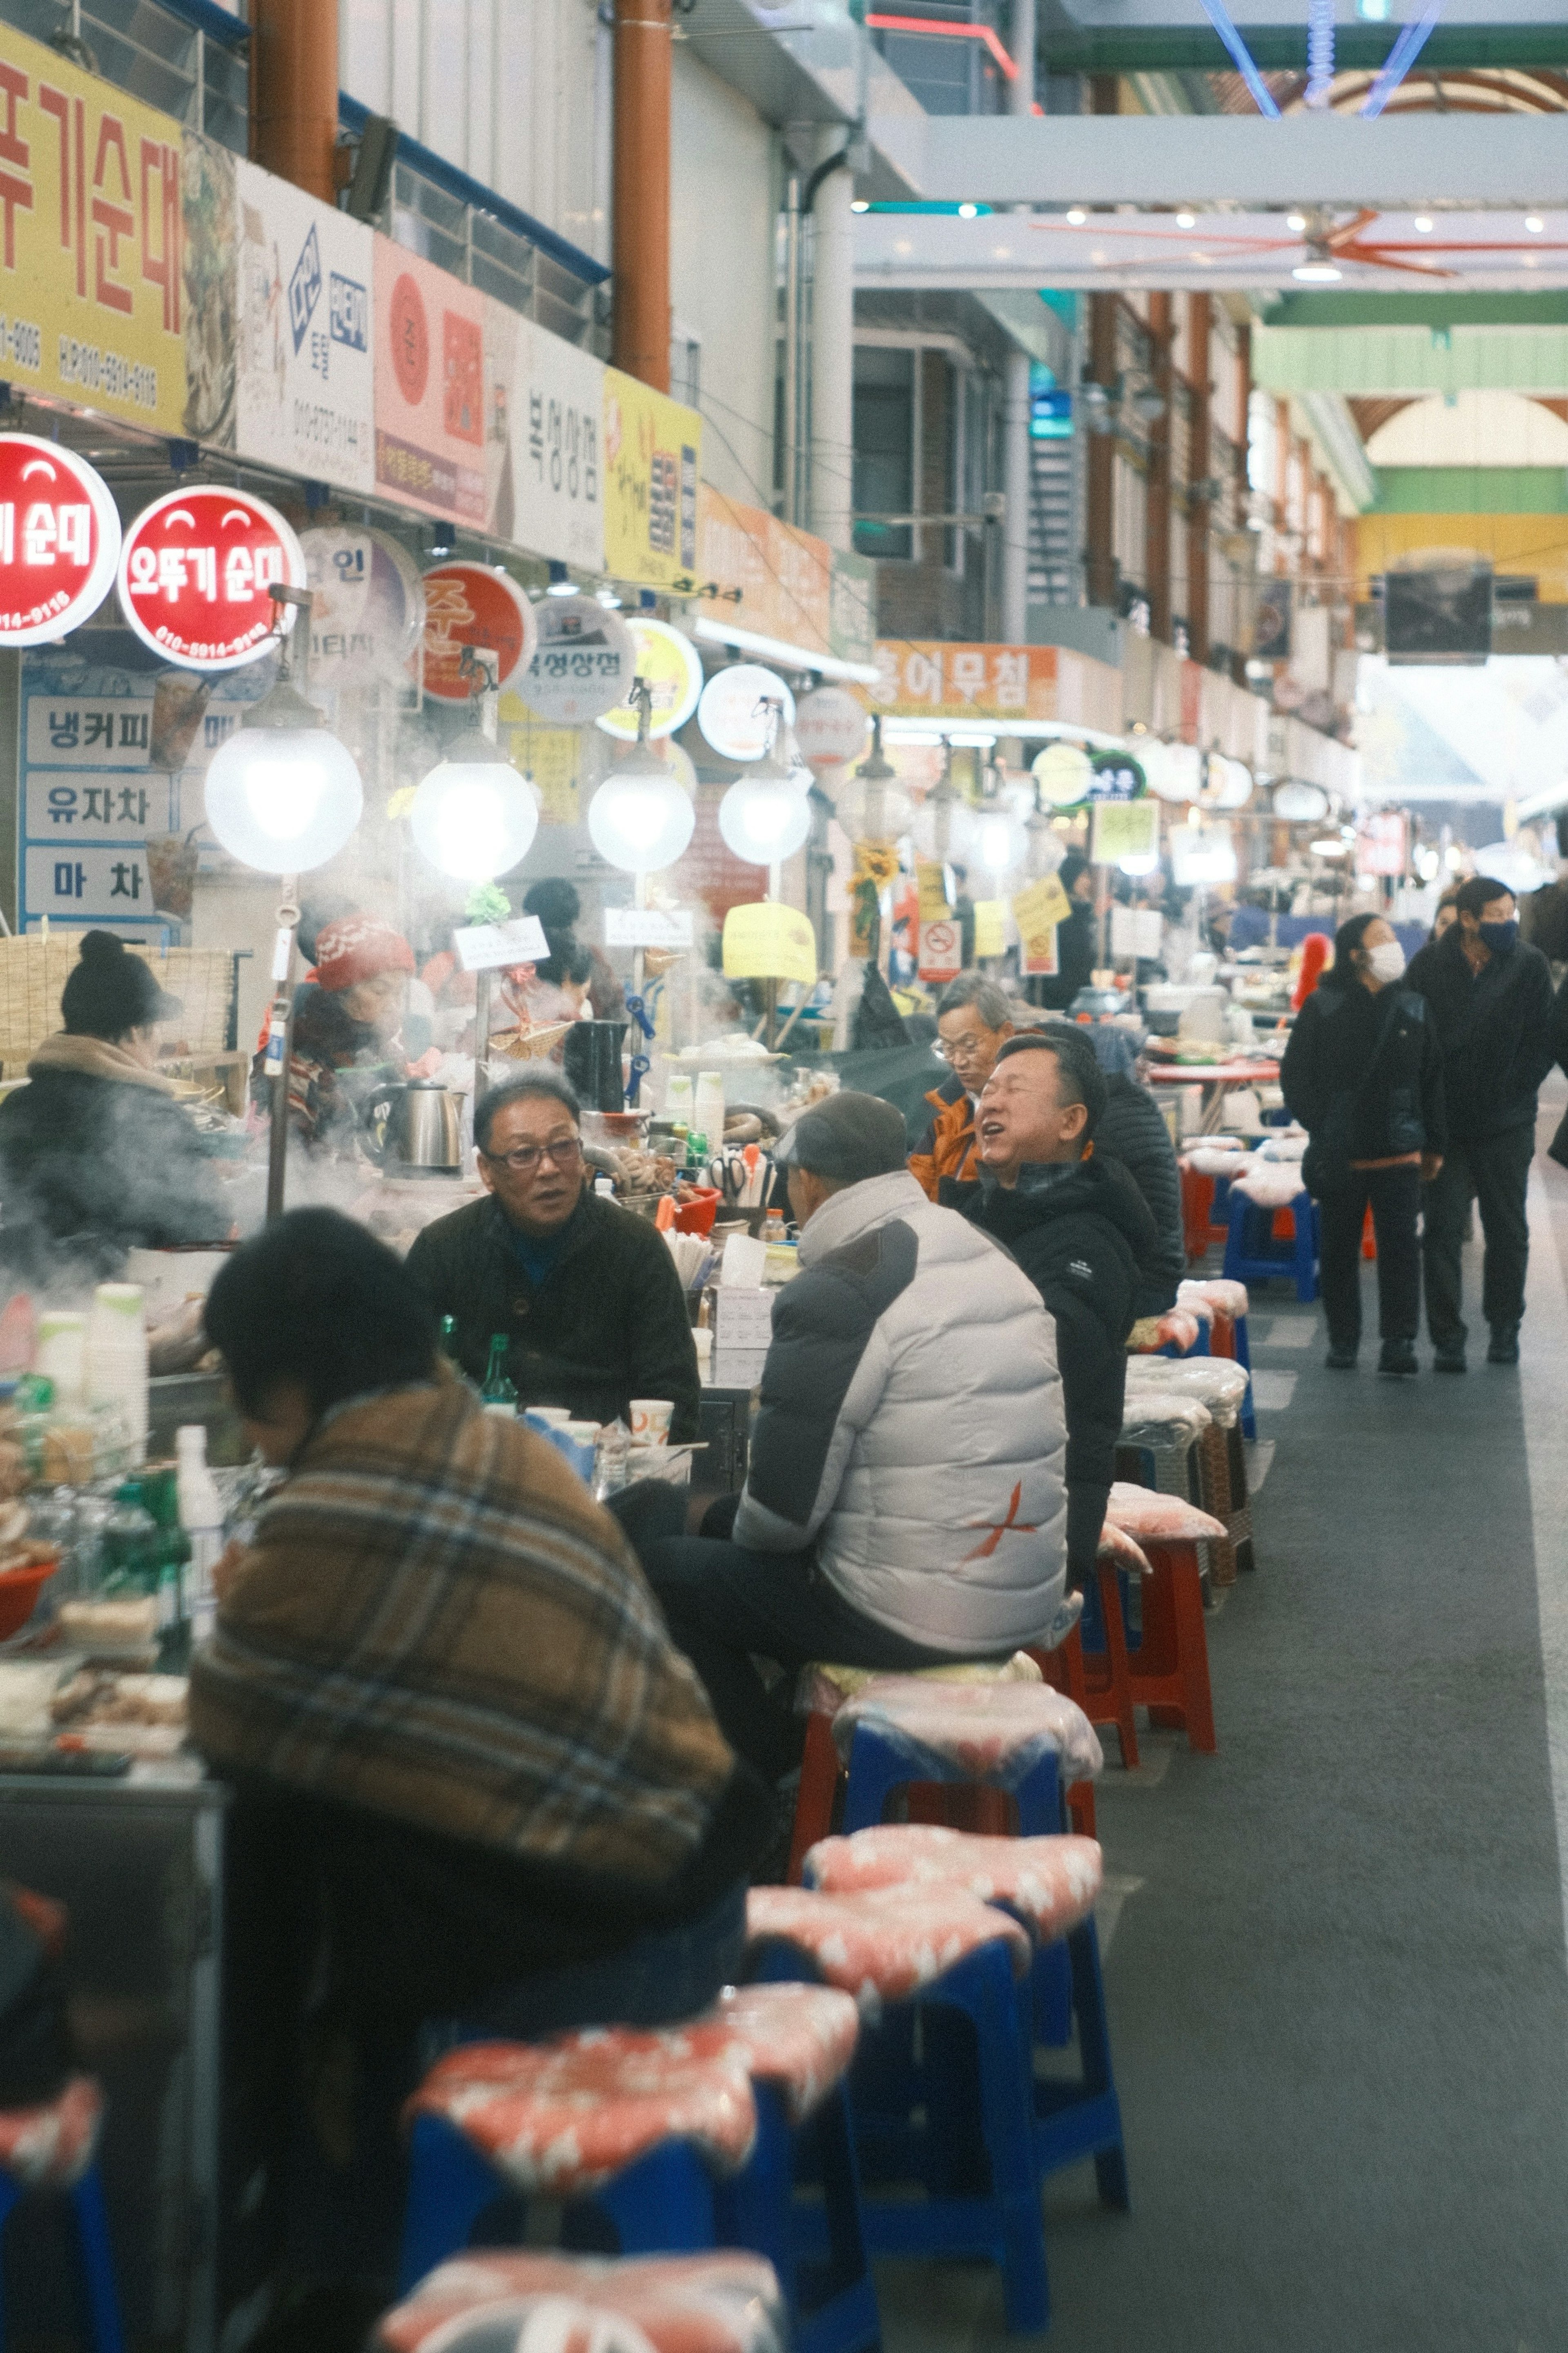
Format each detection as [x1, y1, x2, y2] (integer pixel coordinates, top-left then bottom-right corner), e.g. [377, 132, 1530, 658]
[416, 561, 537, 700]
[0, 434, 120, 647]
[118, 487, 307, 671]
[390, 274, 429, 406]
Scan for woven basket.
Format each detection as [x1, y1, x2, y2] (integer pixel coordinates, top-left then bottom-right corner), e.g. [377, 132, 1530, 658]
[0, 933, 232, 1074]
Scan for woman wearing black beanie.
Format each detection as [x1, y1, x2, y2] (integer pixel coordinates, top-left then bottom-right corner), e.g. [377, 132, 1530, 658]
[0, 931, 230, 1279]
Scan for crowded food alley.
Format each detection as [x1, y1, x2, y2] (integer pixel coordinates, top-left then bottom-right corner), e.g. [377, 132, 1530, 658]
[0, 2, 1566, 2348]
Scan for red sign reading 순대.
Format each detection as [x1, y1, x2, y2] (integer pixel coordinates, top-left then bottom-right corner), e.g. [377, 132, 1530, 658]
[417, 560, 537, 701]
[117, 486, 308, 671]
[0, 435, 121, 646]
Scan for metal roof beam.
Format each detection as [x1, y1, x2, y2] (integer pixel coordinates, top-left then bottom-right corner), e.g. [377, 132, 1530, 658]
[1022, 23, 1567, 69]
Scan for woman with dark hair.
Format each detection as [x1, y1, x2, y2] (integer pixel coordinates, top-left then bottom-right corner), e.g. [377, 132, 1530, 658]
[0, 929, 229, 1277]
[1281, 912, 1446, 1375]
[191, 1208, 767, 2326]
[1035, 852, 1098, 1011]
[521, 875, 623, 1020]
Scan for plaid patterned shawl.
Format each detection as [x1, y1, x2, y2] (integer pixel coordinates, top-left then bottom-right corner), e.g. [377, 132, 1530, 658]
[189, 1381, 733, 1886]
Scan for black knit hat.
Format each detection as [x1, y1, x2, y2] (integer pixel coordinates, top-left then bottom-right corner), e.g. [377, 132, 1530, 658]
[60, 931, 179, 1041]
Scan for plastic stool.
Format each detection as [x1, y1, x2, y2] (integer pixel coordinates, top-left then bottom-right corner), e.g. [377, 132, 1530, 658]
[1103, 1485, 1224, 1753]
[1223, 1186, 1318, 1305]
[0, 2077, 123, 2353]
[372, 2250, 786, 2353]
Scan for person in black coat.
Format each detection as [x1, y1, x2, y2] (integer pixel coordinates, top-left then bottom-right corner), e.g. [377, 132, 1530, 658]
[1405, 874, 1555, 1368]
[944, 1026, 1161, 1586]
[1282, 913, 1446, 1376]
[1077, 1023, 1184, 1315]
[0, 930, 230, 1285]
[1035, 853, 1099, 1012]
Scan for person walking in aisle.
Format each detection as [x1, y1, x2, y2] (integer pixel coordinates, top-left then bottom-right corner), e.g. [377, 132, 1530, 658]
[1281, 914, 1446, 1376]
[1405, 874, 1555, 1368]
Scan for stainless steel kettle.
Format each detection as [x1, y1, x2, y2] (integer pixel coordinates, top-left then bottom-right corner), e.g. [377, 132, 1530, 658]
[372, 1079, 463, 1173]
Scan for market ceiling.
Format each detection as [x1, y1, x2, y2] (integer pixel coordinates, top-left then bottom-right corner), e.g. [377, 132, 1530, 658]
[1028, 0, 1567, 73]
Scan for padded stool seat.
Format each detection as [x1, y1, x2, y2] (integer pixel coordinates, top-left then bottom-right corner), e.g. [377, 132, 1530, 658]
[0, 2074, 122, 2353]
[802, 1827, 1102, 1947]
[830, 1675, 1103, 1810]
[1103, 1483, 1224, 1752]
[747, 1884, 1031, 2016]
[375, 2251, 786, 2353]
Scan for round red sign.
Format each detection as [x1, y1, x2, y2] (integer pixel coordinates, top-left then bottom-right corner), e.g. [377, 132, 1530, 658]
[416, 561, 537, 701]
[118, 487, 307, 671]
[0, 434, 120, 647]
[390, 273, 429, 407]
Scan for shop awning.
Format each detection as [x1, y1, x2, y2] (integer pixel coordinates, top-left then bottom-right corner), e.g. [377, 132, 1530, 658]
[692, 616, 881, 687]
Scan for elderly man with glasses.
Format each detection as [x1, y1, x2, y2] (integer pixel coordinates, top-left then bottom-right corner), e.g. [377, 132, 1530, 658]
[404, 1069, 701, 1438]
[908, 973, 1015, 1200]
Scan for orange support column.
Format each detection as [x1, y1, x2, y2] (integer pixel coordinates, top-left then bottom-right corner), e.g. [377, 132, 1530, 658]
[249, 0, 340, 205]
[612, 0, 673, 392]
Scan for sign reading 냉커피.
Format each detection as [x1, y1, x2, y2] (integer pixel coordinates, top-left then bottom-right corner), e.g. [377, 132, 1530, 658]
[233, 160, 374, 497]
[0, 435, 120, 645]
[117, 486, 307, 670]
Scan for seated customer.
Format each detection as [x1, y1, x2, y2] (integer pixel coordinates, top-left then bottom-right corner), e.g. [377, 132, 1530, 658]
[405, 1069, 701, 1438]
[1080, 1023, 1185, 1316]
[945, 1028, 1160, 1588]
[908, 974, 1015, 1198]
[638, 1092, 1067, 1778]
[190, 1208, 768, 2039]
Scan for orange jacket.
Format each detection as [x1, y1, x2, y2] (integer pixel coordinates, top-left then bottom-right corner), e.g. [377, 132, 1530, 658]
[909, 1073, 981, 1200]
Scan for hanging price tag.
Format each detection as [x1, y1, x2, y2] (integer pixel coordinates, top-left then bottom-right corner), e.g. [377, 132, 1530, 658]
[1011, 874, 1069, 978]
[972, 899, 1007, 959]
[722, 901, 818, 984]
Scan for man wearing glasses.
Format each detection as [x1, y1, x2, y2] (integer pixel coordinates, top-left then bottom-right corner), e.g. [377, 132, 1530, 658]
[908, 975, 1015, 1200]
[405, 1070, 701, 1438]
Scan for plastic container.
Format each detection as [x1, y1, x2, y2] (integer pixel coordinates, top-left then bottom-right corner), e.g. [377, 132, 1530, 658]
[36, 1311, 87, 1409]
[177, 1426, 224, 1643]
[87, 1285, 148, 1462]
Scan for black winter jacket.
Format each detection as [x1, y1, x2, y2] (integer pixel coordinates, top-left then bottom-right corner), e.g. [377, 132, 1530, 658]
[1281, 979, 1446, 1191]
[0, 1049, 229, 1280]
[1405, 928, 1555, 1142]
[403, 1187, 702, 1441]
[1094, 1075, 1184, 1314]
[945, 1152, 1160, 1581]
[1035, 904, 1096, 1012]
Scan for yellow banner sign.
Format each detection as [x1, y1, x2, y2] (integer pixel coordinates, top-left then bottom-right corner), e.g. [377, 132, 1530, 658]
[1011, 873, 1071, 976]
[972, 899, 1007, 959]
[0, 20, 186, 432]
[722, 899, 818, 986]
[603, 368, 702, 591]
[915, 860, 951, 921]
[1091, 799, 1160, 866]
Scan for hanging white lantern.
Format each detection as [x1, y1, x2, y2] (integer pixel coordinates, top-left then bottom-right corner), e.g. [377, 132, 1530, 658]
[835, 718, 913, 843]
[1206, 754, 1254, 810]
[410, 731, 539, 882]
[718, 776, 813, 865]
[1031, 741, 1094, 808]
[1023, 808, 1066, 880]
[970, 805, 1026, 878]
[1146, 741, 1202, 804]
[910, 777, 976, 866]
[203, 659, 362, 876]
[586, 676, 696, 874]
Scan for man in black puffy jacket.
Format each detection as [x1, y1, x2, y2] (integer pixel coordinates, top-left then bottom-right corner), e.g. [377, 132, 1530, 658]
[944, 1028, 1162, 1586]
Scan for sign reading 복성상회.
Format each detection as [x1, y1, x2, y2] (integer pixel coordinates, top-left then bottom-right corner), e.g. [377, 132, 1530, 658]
[0, 20, 186, 433]
[233, 159, 374, 496]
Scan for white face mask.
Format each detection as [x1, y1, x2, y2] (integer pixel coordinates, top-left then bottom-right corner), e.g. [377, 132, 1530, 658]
[1366, 940, 1406, 985]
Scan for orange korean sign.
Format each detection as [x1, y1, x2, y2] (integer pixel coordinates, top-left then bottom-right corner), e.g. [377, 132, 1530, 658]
[0, 20, 185, 432]
[693, 486, 834, 656]
[866, 642, 1060, 721]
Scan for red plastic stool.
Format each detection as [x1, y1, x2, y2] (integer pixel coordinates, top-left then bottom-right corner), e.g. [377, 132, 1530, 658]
[1103, 1484, 1226, 1755]
[1033, 1529, 1147, 1773]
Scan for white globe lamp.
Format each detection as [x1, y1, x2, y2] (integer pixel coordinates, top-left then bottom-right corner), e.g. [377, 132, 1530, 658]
[971, 804, 1025, 879]
[586, 681, 695, 874]
[718, 774, 813, 866]
[204, 716, 363, 875]
[410, 729, 539, 882]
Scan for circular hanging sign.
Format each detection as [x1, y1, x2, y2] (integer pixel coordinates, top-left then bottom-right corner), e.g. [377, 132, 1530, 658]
[301, 524, 425, 690]
[793, 685, 869, 771]
[1205, 753, 1253, 810]
[518, 594, 637, 725]
[118, 486, 307, 671]
[0, 435, 120, 647]
[1272, 778, 1328, 824]
[595, 617, 703, 743]
[1085, 749, 1147, 803]
[417, 561, 537, 701]
[697, 662, 797, 763]
[1145, 740, 1202, 804]
[1031, 741, 1094, 808]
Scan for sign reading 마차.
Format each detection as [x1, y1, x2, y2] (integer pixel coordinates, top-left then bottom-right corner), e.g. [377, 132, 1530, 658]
[117, 486, 307, 670]
[0, 435, 119, 645]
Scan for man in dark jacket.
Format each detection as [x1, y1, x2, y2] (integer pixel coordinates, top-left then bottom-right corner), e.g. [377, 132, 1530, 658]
[404, 1070, 701, 1438]
[944, 1026, 1162, 1586]
[1405, 873, 1555, 1367]
[1081, 1024, 1184, 1315]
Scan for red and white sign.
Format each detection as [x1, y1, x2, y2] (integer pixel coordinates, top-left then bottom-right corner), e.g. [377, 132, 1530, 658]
[0, 437, 120, 647]
[793, 685, 869, 772]
[117, 487, 307, 671]
[918, 916, 962, 984]
[417, 561, 537, 701]
[1356, 811, 1409, 878]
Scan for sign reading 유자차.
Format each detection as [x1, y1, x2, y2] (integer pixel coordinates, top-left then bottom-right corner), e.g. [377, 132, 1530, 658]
[0, 435, 120, 644]
[117, 486, 307, 670]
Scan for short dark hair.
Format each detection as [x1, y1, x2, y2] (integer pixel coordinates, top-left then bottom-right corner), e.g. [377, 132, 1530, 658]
[473, 1068, 581, 1154]
[935, 974, 1012, 1030]
[1325, 911, 1382, 988]
[522, 878, 582, 932]
[1454, 874, 1512, 921]
[205, 1209, 436, 1421]
[535, 931, 594, 988]
[994, 1023, 1107, 1141]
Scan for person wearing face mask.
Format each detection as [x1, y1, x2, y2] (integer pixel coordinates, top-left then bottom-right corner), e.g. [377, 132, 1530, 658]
[1282, 914, 1446, 1375]
[1405, 874, 1555, 1368]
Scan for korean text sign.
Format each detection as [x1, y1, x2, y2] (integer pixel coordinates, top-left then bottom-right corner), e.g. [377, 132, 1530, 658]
[0, 20, 185, 431]
[234, 160, 374, 497]
[603, 368, 701, 591]
[866, 642, 1060, 721]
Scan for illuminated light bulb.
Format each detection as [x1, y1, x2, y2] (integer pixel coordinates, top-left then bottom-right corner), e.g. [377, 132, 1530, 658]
[1287, 212, 1308, 232]
[1526, 215, 1546, 234]
[1176, 210, 1196, 228]
[718, 776, 813, 865]
[410, 742, 539, 882]
[851, 199, 869, 213]
[203, 715, 362, 874]
[1066, 207, 1087, 226]
[1414, 215, 1434, 233]
[971, 807, 1025, 877]
[958, 202, 979, 219]
[587, 760, 696, 873]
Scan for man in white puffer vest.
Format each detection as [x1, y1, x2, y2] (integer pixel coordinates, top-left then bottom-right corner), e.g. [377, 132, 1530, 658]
[638, 1091, 1068, 1778]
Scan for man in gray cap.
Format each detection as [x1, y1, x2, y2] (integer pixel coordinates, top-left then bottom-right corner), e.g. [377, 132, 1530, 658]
[637, 1089, 1069, 1778]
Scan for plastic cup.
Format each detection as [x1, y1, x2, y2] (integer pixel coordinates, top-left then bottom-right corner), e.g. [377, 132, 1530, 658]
[630, 1399, 674, 1446]
[524, 1407, 572, 1432]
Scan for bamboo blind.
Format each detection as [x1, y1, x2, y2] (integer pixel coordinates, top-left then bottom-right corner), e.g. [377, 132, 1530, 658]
[0, 933, 233, 1070]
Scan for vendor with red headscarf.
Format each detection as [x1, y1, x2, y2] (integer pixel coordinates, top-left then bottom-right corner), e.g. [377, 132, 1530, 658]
[252, 914, 417, 1151]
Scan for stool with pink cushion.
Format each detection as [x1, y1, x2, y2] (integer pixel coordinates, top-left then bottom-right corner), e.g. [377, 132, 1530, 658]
[0, 2074, 123, 2353]
[800, 1824, 1127, 2215]
[1103, 1481, 1227, 1753]
[373, 2249, 786, 2353]
[399, 1983, 878, 2353]
[745, 1880, 1051, 2329]
[1180, 1276, 1255, 1438]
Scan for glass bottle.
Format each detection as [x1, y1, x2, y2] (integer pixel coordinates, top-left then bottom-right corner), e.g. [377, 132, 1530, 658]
[98, 1481, 160, 1596]
[481, 1334, 517, 1416]
[439, 1315, 461, 1363]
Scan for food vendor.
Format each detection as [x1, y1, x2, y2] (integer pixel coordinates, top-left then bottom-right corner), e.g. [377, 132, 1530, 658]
[0, 930, 231, 1278]
[254, 914, 418, 1151]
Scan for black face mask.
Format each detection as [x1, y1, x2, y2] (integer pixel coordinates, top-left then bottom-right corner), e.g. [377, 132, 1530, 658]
[1478, 919, 1519, 957]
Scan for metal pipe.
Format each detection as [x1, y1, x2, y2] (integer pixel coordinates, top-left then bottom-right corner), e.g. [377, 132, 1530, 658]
[1000, 346, 1031, 643]
[249, 0, 340, 204]
[612, 0, 672, 390]
[808, 127, 855, 554]
[782, 170, 800, 525]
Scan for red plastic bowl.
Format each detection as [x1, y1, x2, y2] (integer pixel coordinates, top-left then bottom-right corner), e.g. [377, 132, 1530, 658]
[673, 1187, 721, 1237]
[0, 1556, 58, 1640]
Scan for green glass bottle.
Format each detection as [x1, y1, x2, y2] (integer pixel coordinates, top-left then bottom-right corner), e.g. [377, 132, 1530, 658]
[439, 1314, 460, 1362]
[481, 1334, 517, 1416]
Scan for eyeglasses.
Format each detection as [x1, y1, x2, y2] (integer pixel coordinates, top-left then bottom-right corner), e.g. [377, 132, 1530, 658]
[934, 1034, 989, 1065]
[482, 1135, 583, 1176]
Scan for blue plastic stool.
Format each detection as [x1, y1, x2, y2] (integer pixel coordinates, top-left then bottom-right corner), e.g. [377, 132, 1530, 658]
[1222, 1185, 1318, 1305]
[0, 2157, 125, 2353]
[1231, 1311, 1257, 1439]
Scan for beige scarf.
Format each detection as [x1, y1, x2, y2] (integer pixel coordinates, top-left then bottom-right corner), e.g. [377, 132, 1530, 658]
[28, 1033, 176, 1094]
